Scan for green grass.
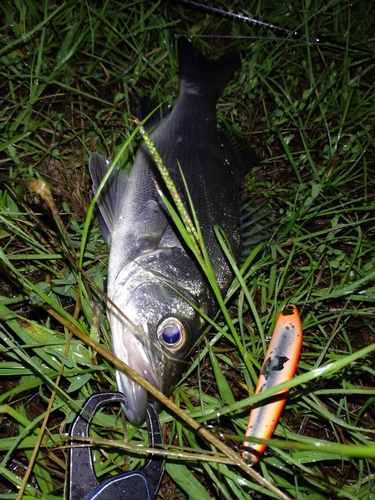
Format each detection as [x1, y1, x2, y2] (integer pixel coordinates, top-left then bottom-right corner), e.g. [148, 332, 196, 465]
[1, 0, 375, 498]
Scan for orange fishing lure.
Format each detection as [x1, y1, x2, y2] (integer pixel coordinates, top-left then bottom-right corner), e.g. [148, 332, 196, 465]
[242, 304, 302, 464]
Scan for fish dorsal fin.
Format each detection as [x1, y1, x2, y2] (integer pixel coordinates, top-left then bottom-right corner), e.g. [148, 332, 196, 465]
[137, 96, 172, 131]
[89, 152, 128, 245]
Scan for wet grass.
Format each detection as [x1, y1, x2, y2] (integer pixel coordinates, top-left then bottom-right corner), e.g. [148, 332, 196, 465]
[1, 0, 375, 498]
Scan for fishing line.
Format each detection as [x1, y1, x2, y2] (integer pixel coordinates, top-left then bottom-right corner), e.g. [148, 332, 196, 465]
[173, 34, 299, 41]
[172, 0, 292, 35]
[170, 0, 375, 61]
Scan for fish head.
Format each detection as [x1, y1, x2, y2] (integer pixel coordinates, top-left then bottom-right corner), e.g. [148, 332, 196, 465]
[109, 250, 208, 426]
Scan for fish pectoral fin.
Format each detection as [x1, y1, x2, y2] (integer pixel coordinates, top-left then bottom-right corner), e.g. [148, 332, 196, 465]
[89, 152, 128, 244]
[132, 199, 169, 253]
[137, 96, 172, 131]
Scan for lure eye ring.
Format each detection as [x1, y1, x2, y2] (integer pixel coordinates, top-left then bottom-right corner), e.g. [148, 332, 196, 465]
[157, 317, 187, 353]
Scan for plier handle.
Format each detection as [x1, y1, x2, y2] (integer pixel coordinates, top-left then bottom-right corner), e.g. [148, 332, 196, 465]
[67, 391, 163, 500]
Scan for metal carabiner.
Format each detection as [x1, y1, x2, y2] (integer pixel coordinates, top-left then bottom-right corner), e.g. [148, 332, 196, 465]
[67, 391, 163, 500]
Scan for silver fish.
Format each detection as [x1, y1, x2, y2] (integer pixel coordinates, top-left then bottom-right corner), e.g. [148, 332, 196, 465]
[89, 39, 246, 426]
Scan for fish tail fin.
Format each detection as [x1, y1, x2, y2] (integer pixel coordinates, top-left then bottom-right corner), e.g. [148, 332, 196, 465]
[178, 38, 241, 98]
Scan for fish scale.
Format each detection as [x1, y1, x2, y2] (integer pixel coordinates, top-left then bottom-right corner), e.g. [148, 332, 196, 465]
[134, 101, 240, 286]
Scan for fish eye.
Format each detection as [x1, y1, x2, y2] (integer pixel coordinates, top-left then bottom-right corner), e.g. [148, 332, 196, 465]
[157, 317, 187, 352]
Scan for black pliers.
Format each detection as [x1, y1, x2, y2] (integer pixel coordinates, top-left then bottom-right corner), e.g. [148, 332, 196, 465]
[67, 392, 163, 500]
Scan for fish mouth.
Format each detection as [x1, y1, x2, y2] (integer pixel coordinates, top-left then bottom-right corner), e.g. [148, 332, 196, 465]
[112, 324, 164, 427]
[115, 373, 148, 427]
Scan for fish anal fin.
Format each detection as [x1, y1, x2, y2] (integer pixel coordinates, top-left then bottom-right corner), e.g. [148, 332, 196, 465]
[239, 192, 284, 264]
[219, 125, 260, 188]
[217, 125, 283, 261]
